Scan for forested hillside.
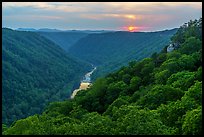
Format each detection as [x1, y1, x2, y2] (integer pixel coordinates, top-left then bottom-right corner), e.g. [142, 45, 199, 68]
[2, 28, 92, 126]
[38, 31, 88, 51]
[68, 28, 177, 79]
[3, 18, 202, 135]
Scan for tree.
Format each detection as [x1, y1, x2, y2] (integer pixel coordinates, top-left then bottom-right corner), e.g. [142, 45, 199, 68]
[166, 51, 182, 60]
[3, 115, 45, 135]
[195, 67, 202, 81]
[182, 106, 202, 135]
[122, 74, 131, 84]
[157, 88, 200, 134]
[132, 58, 153, 77]
[160, 58, 180, 73]
[177, 54, 196, 71]
[69, 105, 88, 120]
[182, 81, 202, 105]
[166, 71, 196, 91]
[179, 37, 202, 55]
[80, 112, 114, 135]
[105, 81, 128, 104]
[154, 69, 171, 85]
[112, 105, 175, 135]
[136, 85, 184, 109]
[44, 100, 74, 116]
[103, 96, 129, 117]
[129, 76, 141, 93]
[140, 61, 155, 85]
[154, 53, 167, 67]
[2, 124, 8, 133]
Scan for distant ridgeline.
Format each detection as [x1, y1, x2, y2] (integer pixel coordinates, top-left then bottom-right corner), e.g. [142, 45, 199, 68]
[3, 18, 202, 135]
[2, 28, 92, 125]
[38, 31, 89, 52]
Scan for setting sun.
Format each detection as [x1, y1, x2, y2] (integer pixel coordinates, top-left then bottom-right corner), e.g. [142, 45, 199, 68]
[128, 26, 137, 32]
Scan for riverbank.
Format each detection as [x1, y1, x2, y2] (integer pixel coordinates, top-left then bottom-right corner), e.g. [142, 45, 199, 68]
[70, 67, 96, 99]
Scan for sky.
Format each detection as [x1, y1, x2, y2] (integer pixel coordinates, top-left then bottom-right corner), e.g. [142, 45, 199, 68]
[2, 2, 202, 32]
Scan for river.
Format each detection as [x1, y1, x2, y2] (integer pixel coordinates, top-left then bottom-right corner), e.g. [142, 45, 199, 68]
[70, 66, 96, 99]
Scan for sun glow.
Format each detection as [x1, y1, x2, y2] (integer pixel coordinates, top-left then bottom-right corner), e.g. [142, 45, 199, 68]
[128, 26, 137, 32]
[125, 15, 136, 20]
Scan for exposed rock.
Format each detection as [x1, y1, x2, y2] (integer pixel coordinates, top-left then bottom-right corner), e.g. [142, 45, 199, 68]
[167, 43, 179, 52]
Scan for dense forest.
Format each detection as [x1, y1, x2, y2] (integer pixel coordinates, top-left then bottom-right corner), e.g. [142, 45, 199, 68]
[68, 28, 177, 79]
[2, 18, 202, 135]
[2, 28, 92, 126]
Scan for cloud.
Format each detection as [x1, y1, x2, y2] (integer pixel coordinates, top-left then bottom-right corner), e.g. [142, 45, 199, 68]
[2, 2, 97, 13]
[2, 2, 202, 31]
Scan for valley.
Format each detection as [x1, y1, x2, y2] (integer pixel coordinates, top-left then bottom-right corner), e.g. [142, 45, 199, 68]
[2, 17, 202, 135]
[40, 29, 177, 79]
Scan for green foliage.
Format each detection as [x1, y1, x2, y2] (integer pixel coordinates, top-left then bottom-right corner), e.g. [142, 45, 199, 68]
[122, 74, 131, 84]
[2, 124, 8, 133]
[177, 54, 196, 71]
[157, 81, 201, 133]
[132, 58, 153, 77]
[3, 115, 45, 135]
[166, 50, 182, 60]
[103, 96, 129, 117]
[136, 85, 184, 109]
[160, 58, 180, 73]
[182, 106, 202, 135]
[167, 71, 196, 91]
[129, 76, 141, 93]
[106, 81, 128, 103]
[80, 112, 114, 135]
[112, 105, 176, 135]
[130, 85, 152, 103]
[154, 69, 171, 84]
[44, 100, 74, 116]
[157, 98, 199, 134]
[178, 37, 202, 55]
[182, 81, 202, 105]
[69, 105, 89, 120]
[160, 54, 196, 74]
[153, 53, 167, 67]
[74, 78, 108, 113]
[140, 60, 155, 85]
[195, 67, 202, 81]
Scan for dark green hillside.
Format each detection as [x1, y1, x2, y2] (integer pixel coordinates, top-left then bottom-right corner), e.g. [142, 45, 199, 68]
[2, 18, 202, 135]
[2, 28, 92, 125]
[38, 31, 88, 51]
[69, 28, 177, 79]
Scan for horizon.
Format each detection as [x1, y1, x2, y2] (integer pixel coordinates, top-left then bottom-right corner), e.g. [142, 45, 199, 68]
[3, 26, 179, 33]
[2, 2, 202, 32]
